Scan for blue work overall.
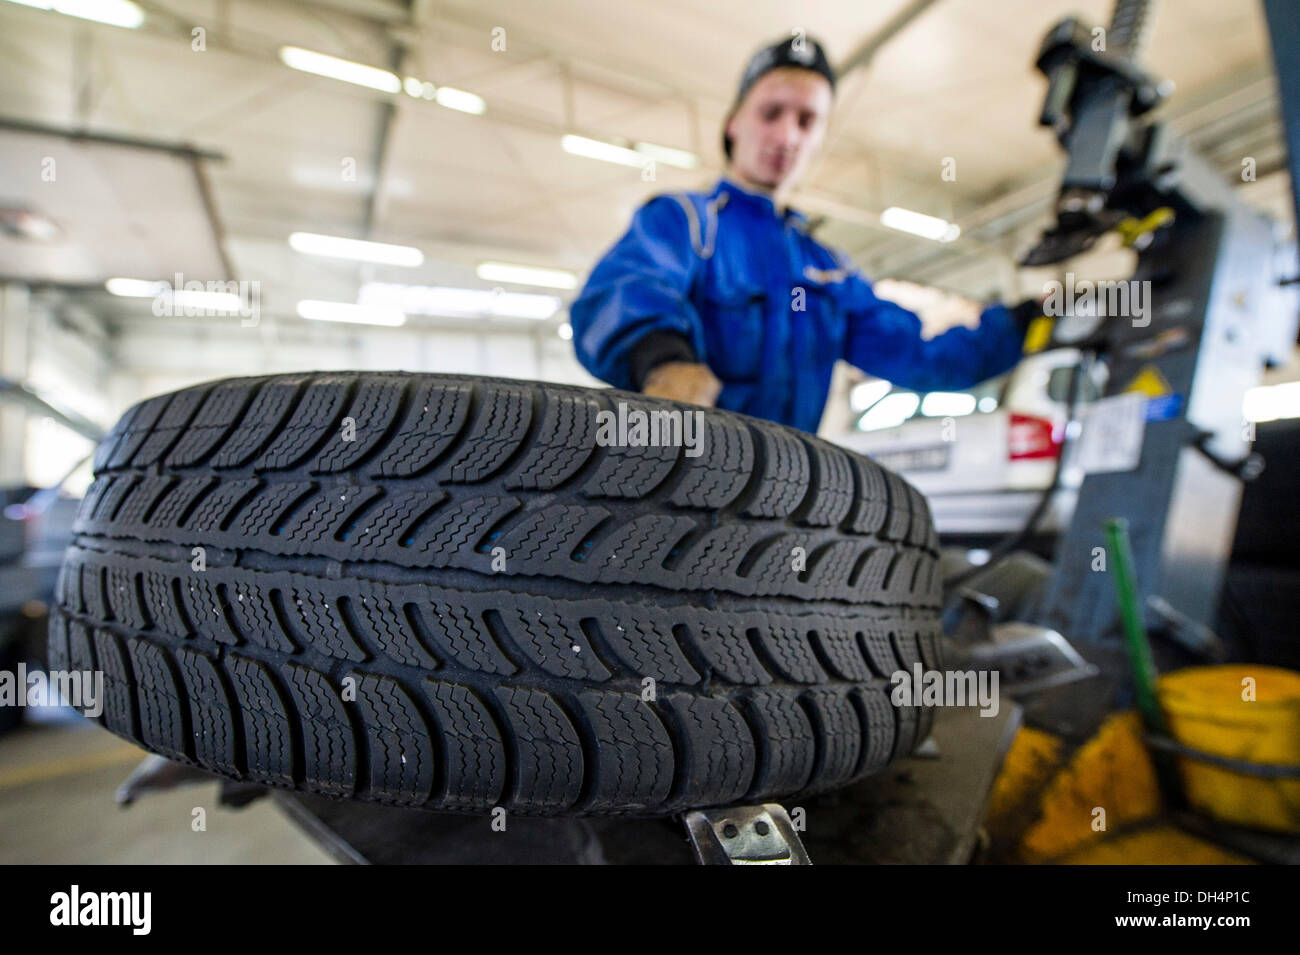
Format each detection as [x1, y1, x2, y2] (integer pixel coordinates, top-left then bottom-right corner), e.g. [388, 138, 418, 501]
[570, 177, 1026, 433]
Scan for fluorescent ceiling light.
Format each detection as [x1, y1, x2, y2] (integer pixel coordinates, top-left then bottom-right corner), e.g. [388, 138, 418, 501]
[881, 206, 960, 243]
[561, 134, 646, 168]
[360, 282, 560, 320]
[58, 0, 142, 26]
[1243, 381, 1300, 423]
[476, 261, 577, 290]
[288, 231, 423, 267]
[978, 396, 998, 413]
[8, 0, 144, 28]
[634, 142, 698, 170]
[402, 77, 423, 98]
[857, 393, 920, 431]
[921, 392, 976, 417]
[435, 86, 485, 114]
[850, 379, 892, 412]
[557, 322, 573, 341]
[105, 278, 242, 312]
[105, 277, 165, 297]
[297, 300, 405, 327]
[279, 46, 401, 94]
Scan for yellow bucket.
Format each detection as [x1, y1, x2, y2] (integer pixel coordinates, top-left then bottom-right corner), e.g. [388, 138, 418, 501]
[1158, 665, 1300, 833]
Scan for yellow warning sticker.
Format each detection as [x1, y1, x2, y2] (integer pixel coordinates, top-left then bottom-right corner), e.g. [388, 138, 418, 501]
[1124, 364, 1172, 398]
[1023, 316, 1054, 354]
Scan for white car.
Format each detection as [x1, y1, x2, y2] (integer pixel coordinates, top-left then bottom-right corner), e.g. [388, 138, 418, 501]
[833, 349, 1105, 544]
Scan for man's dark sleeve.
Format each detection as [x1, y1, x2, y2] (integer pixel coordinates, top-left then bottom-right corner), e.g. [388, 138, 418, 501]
[569, 197, 706, 391]
[627, 330, 698, 390]
[1009, 298, 1045, 334]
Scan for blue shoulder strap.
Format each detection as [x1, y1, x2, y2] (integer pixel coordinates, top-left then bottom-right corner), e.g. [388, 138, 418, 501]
[658, 191, 731, 259]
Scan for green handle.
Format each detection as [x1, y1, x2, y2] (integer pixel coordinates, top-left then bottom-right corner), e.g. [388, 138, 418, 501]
[1104, 518, 1168, 736]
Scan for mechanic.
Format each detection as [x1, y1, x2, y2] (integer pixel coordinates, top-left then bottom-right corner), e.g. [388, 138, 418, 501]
[569, 35, 1040, 433]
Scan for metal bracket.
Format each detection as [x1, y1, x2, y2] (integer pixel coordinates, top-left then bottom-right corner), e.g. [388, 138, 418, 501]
[966, 623, 1099, 696]
[116, 754, 266, 809]
[682, 803, 811, 865]
[116, 754, 212, 806]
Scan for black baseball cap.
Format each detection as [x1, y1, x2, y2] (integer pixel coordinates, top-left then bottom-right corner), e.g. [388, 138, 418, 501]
[723, 35, 837, 159]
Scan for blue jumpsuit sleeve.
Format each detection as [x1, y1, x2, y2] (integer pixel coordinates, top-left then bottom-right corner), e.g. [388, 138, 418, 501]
[569, 197, 704, 391]
[841, 272, 1026, 392]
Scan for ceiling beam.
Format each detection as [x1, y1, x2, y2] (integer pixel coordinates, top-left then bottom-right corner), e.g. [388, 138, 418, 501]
[836, 0, 946, 79]
[278, 0, 408, 25]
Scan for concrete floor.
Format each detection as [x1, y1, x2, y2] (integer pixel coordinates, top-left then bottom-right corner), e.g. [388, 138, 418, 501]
[0, 720, 337, 864]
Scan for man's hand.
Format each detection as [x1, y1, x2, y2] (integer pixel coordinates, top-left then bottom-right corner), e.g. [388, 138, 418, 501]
[642, 361, 722, 406]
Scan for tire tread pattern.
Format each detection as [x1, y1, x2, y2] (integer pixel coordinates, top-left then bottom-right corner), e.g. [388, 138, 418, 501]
[56, 372, 943, 815]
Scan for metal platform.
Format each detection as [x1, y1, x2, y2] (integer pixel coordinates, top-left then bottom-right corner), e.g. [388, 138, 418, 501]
[270, 700, 1021, 865]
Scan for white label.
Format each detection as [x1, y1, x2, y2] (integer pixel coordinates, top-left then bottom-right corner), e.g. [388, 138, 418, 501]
[1077, 392, 1146, 474]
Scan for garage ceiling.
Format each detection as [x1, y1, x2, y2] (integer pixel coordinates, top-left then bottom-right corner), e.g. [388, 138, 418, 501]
[0, 0, 1287, 323]
[0, 124, 228, 285]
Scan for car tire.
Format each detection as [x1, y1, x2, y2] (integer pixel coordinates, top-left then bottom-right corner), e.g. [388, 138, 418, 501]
[51, 372, 943, 815]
